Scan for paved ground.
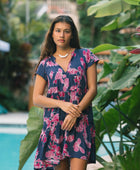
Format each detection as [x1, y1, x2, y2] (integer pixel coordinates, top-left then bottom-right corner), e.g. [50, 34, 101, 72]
[0, 112, 111, 169]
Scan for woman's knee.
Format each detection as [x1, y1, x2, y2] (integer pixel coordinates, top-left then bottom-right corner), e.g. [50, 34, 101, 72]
[70, 158, 87, 170]
[54, 158, 70, 170]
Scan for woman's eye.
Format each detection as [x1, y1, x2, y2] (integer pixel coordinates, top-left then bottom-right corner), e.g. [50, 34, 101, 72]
[55, 29, 71, 33]
[65, 30, 70, 33]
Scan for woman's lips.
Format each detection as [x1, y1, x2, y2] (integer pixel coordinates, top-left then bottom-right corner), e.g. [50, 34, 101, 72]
[58, 39, 65, 43]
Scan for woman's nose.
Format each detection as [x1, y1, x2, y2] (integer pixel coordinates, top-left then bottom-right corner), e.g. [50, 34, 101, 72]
[60, 31, 64, 37]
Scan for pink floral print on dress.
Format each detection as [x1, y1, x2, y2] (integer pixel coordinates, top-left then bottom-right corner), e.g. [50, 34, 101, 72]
[34, 48, 99, 169]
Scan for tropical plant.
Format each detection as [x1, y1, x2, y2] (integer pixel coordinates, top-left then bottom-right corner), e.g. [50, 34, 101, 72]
[85, 0, 140, 167]
[91, 44, 140, 169]
[18, 107, 43, 170]
[76, 0, 139, 47]
[87, 0, 140, 32]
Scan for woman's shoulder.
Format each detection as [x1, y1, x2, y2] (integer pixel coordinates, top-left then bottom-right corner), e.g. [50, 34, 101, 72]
[76, 48, 92, 54]
[39, 56, 52, 65]
[76, 48, 99, 64]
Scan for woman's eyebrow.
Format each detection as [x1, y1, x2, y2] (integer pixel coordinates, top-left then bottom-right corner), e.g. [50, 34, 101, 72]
[55, 28, 71, 30]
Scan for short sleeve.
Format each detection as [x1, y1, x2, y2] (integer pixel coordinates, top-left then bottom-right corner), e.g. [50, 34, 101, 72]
[83, 49, 99, 68]
[36, 59, 48, 82]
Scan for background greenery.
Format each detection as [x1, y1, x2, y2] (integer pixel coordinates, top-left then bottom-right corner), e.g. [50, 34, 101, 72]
[0, 0, 50, 111]
[76, 0, 140, 47]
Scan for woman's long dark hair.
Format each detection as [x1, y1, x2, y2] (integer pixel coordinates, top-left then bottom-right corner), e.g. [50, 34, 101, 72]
[35, 15, 81, 73]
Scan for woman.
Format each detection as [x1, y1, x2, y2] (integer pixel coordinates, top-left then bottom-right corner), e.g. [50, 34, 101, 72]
[33, 15, 99, 170]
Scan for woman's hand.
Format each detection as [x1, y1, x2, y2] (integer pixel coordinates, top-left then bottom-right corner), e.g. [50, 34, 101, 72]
[61, 114, 77, 131]
[59, 101, 81, 118]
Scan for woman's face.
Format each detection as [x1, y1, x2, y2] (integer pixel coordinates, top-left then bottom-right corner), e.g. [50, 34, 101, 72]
[52, 22, 72, 49]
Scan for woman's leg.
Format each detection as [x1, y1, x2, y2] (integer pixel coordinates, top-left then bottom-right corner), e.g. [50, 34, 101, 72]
[54, 158, 70, 170]
[70, 158, 87, 170]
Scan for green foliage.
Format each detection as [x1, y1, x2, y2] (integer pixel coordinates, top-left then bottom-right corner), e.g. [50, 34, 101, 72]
[110, 51, 125, 63]
[87, 0, 140, 33]
[0, 1, 32, 110]
[109, 66, 140, 90]
[78, 3, 95, 47]
[0, 0, 50, 110]
[93, 87, 119, 111]
[101, 19, 118, 31]
[124, 0, 140, 5]
[18, 107, 43, 170]
[89, 37, 140, 167]
[91, 43, 120, 53]
[0, 85, 28, 111]
[127, 79, 140, 126]
[76, 0, 87, 4]
[78, 0, 136, 47]
[93, 50, 140, 168]
[101, 10, 135, 31]
[97, 62, 114, 82]
[98, 157, 122, 169]
[117, 141, 140, 170]
[12, 1, 50, 59]
[87, 0, 130, 17]
[129, 54, 140, 64]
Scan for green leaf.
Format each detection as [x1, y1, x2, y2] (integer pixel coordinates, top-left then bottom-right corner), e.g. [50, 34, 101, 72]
[87, 0, 130, 17]
[129, 54, 140, 64]
[18, 107, 43, 170]
[101, 157, 122, 169]
[118, 12, 131, 27]
[27, 106, 44, 132]
[118, 142, 140, 170]
[76, 0, 86, 4]
[118, 90, 132, 100]
[18, 131, 41, 170]
[110, 51, 125, 64]
[93, 107, 102, 122]
[101, 107, 120, 136]
[93, 88, 118, 111]
[124, 0, 140, 5]
[101, 12, 132, 31]
[109, 67, 140, 90]
[111, 58, 128, 82]
[115, 92, 138, 129]
[91, 44, 120, 54]
[134, 137, 140, 166]
[97, 62, 114, 81]
[101, 19, 118, 31]
[112, 97, 135, 128]
[124, 45, 140, 51]
[128, 79, 140, 124]
[96, 155, 107, 166]
[87, 1, 104, 16]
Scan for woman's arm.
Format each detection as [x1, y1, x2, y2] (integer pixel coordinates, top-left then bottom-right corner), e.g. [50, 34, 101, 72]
[78, 63, 97, 111]
[33, 75, 81, 116]
[62, 63, 97, 131]
[33, 75, 60, 108]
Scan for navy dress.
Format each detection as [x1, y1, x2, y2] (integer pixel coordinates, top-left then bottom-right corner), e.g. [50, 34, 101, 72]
[34, 48, 99, 169]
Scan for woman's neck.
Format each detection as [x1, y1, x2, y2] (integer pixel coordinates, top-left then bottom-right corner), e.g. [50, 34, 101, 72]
[53, 47, 74, 59]
[56, 47, 71, 55]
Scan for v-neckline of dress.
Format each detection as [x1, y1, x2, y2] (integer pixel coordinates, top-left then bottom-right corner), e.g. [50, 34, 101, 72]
[52, 49, 77, 74]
